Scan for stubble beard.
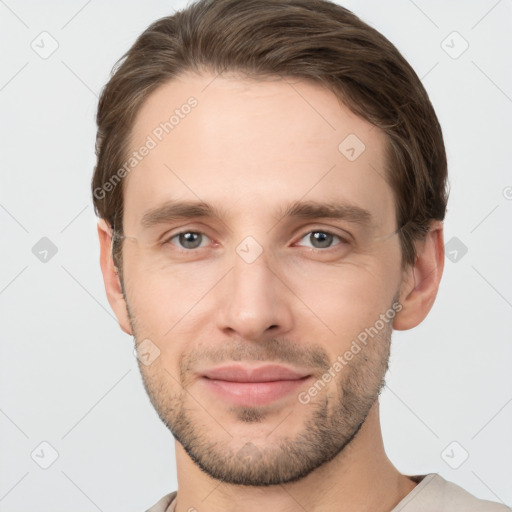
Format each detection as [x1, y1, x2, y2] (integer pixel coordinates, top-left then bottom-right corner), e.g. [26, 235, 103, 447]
[123, 281, 393, 486]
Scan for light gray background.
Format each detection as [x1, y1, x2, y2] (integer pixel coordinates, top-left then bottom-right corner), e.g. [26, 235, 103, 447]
[1, 1, 511, 510]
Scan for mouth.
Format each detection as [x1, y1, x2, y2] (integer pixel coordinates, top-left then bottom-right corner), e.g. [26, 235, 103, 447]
[199, 364, 313, 407]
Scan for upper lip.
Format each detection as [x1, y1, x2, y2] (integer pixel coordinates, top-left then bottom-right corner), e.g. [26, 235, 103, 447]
[201, 365, 310, 382]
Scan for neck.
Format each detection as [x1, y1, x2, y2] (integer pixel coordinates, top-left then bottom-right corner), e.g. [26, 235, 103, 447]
[173, 401, 417, 512]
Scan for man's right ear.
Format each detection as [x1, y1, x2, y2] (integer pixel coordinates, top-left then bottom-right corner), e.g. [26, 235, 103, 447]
[97, 219, 133, 335]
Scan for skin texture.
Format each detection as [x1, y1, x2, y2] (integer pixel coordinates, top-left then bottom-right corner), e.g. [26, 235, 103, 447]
[97, 71, 444, 511]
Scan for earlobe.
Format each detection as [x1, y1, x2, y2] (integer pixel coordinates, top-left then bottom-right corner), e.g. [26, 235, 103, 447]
[393, 221, 445, 331]
[97, 219, 133, 335]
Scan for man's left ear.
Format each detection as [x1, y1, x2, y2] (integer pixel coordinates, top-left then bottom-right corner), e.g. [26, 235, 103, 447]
[393, 220, 445, 330]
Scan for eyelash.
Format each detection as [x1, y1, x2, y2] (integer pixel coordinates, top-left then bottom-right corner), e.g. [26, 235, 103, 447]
[163, 228, 350, 254]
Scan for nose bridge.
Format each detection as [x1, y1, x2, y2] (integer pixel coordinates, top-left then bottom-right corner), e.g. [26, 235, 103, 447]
[233, 238, 273, 296]
[216, 236, 293, 340]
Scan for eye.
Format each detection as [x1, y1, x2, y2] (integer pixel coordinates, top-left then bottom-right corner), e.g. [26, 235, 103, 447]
[295, 230, 349, 250]
[167, 231, 211, 250]
[163, 229, 349, 252]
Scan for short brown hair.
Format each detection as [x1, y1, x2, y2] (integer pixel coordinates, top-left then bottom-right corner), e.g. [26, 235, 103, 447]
[92, 0, 449, 273]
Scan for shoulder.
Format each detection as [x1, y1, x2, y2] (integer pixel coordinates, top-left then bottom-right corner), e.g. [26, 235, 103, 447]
[145, 491, 177, 512]
[393, 473, 511, 512]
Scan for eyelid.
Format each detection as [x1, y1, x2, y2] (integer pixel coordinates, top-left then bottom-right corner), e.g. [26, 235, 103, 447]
[160, 223, 214, 243]
[294, 221, 353, 239]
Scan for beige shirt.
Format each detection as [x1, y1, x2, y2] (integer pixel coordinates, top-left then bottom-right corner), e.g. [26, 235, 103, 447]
[145, 473, 511, 512]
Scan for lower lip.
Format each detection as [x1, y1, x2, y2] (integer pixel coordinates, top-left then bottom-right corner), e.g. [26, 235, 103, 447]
[201, 377, 311, 407]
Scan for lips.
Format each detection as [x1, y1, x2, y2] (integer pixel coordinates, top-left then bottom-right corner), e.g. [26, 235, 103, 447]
[199, 364, 312, 407]
[201, 364, 309, 382]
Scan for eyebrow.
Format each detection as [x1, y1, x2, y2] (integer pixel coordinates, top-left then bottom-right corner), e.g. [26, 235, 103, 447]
[140, 199, 374, 229]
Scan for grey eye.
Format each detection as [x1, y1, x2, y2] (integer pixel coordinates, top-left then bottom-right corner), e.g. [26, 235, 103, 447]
[310, 231, 333, 248]
[297, 231, 345, 250]
[171, 232, 208, 250]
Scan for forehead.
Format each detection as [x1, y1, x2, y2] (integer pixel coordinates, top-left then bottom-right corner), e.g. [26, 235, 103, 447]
[123, 71, 395, 232]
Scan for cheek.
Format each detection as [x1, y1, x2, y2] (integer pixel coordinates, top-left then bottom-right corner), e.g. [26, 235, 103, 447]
[290, 255, 394, 303]
[123, 258, 220, 333]
[286, 257, 398, 342]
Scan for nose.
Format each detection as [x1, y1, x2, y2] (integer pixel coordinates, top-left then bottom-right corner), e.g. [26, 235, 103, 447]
[215, 244, 294, 341]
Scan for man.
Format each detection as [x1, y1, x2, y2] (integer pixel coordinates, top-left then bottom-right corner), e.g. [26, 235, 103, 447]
[92, 0, 510, 510]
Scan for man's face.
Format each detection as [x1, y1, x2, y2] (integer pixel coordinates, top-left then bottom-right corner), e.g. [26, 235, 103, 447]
[119, 71, 405, 485]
